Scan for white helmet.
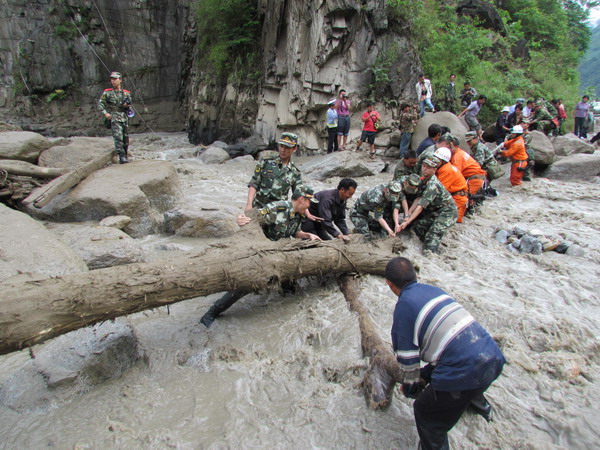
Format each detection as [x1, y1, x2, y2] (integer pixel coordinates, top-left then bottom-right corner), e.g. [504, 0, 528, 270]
[511, 125, 524, 134]
[433, 147, 451, 162]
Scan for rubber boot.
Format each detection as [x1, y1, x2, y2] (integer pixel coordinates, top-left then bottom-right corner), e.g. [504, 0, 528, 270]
[469, 393, 493, 422]
[119, 154, 129, 164]
[200, 290, 246, 328]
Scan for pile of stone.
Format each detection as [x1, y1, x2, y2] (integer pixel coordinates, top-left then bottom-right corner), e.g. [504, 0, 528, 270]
[495, 226, 585, 256]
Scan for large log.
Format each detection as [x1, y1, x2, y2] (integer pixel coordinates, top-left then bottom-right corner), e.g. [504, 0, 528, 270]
[0, 238, 402, 356]
[21, 151, 113, 208]
[338, 275, 403, 409]
[0, 160, 67, 178]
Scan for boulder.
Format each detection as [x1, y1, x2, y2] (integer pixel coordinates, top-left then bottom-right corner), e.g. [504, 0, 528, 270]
[0, 131, 51, 162]
[99, 215, 132, 229]
[411, 112, 469, 151]
[164, 208, 239, 238]
[552, 134, 595, 156]
[226, 155, 255, 164]
[528, 130, 555, 166]
[26, 160, 183, 238]
[300, 151, 386, 181]
[543, 153, 600, 181]
[0, 204, 88, 282]
[45, 222, 146, 270]
[38, 137, 113, 168]
[225, 133, 268, 158]
[0, 321, 141, 412]
[199, 145, 231, 164]
[0, 122, 22, 132]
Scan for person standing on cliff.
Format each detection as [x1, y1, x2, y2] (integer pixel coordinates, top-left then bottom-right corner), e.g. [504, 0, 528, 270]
[355, 102, 381, 158]
[416, 74, 435, 117]
[335, 89, 351, 150]
[443, 74, 457, 114]
[326, 99, 339, 153]
[98, 71, 132, 164]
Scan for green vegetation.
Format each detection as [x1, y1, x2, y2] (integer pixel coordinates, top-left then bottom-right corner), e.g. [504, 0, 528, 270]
[387, 0, 597, 123]
[370, 43, 400, 101]
[46, 89, 67, 103]
[579, 23, 600, 97]
[193, 0, 261, 84]
[54, 24, 77, 39]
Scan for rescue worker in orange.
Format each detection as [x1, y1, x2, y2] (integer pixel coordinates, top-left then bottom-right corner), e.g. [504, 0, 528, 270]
[432, 147, 468, 223]
[499, 125, 528, 186]
[447, 135, 487, 210]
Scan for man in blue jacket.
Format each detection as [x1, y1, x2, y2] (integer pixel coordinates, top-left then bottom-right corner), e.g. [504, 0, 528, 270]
[385, 257, 505, 450]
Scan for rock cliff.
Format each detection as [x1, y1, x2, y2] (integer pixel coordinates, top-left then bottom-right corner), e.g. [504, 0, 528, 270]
[0, 0, 421, 151]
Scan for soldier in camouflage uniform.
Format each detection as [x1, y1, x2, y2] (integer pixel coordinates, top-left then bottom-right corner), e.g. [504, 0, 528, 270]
[399, 157, 458, 253]
[98, 72, 132, 164]
[246, 132, 303, 210]
[443, 74, 457, 114]
[521, 129, 534, 181]
[465, 131, 498, 196]
[528, 100, 554, 135]
[350, 181, 404, 239]
[393, 150, 418, 180]
[200, 186, 320, 328]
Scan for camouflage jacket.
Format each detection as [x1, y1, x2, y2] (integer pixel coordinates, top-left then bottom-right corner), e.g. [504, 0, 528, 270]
[248, 157, 302, 208]
[258, 200, 302, 241]
[544, 101, 558, 117]
[393, 160, 418, 180]
[533, 107, 553, 122]
[399, 110, 419, 133]
[98, 88, 132, 122]
[470, 142, 494, 167]
[417, 175, 455, 212]
[445, 82, 456, 100]
[353, 184, 401, 220]
[523, 132, 534, 160]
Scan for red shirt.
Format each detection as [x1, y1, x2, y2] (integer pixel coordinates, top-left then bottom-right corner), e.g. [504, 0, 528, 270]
[362, 111, 380, 132]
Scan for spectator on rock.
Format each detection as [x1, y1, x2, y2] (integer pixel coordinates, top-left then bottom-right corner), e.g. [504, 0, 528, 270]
[335, 89, 351, 150]
[416, 74, 435, 117]
[355, 102, 381, 159]
[398, 103, 420, 157]
[574, 95, 590, 139]
[458, 95, 487, 141]
[443, 74, 457, 114]
[326, 99, 338, 153]
[459, 82, 478, 108]
[495, 106, 511, 145]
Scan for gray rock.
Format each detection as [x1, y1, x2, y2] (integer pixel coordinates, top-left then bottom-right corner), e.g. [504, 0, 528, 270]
[210, 140, 229, 149]
[543, 153, 600, 181]
[0, 322, 141, 412]
[495, 229, 509, 244]
[412, 112, 469, 151]
[519, 234, 540, 254]
[99, 215, 132, 230]
[552, 133, 595, 156]
[45, 222, 146, 269]
[511, 238, 521, 249]
[199, 146, 231, 164]
[0, 204, 88, 282]
[555, 241, 571, 254]
[513, 226, 528, 237]
[300, 151, 386, 181]
[38, 137, 113, 169]
[225, 133, 268, 158]
[506, 243, 519, 253]
[226, 155, 255, 164]
[164, 208, 239, 238]
[528, 130, 555, 165]
[25, 160, 183, 238]
[565, 244, 585, 257]
[0, 131, 51, 162]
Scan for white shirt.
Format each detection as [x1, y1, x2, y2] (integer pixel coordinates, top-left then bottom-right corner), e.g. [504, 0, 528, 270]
[416, 79, 432, 100]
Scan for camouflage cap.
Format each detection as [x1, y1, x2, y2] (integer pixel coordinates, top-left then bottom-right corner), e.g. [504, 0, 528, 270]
[422, 156, 440, 168]
[406, 173, 421, 187]
[110, 71, 122, 79]
[439, 132, 456, 143]
[278, 132, 299, 148]
[465, 131, 478, 140]
[386, 181, 402, 201]
[294, 185, 319, 203]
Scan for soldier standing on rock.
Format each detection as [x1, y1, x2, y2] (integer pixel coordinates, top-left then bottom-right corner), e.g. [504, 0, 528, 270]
[99, 72, 132, 164]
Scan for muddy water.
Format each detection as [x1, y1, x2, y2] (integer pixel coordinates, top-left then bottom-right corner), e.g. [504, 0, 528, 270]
[1, 133, 600, 449]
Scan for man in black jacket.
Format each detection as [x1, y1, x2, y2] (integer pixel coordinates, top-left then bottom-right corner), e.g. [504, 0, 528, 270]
[301, 178, 357, 241]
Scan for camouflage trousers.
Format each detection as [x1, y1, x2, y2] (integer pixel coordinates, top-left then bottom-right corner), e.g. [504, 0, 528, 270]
[111, 120, 129, 156]
[350, 209, 391, 239]
[411, 206, 458, 252]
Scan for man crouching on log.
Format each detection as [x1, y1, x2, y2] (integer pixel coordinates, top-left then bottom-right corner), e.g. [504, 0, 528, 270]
[385, 257, 505, 450]
[200, 186, 321, 327]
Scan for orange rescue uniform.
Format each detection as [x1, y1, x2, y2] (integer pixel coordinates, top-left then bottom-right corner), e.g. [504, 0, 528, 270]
[500, 136, 528, 186]
[451, 147, 486, 197]
[436, 163, 468, 222]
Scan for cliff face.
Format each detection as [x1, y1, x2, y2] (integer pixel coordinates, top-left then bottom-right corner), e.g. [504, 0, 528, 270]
[0, 0, 195, 134]
[0, 0, 420, 148]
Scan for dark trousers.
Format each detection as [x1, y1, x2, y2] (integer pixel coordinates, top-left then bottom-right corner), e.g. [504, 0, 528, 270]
[414, 384, 490, 450]
[327, 127, 339, 153]
[574, 117, 587, 138]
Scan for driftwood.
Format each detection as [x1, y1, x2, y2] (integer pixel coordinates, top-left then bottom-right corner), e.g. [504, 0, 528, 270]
[0, 160, 67, 178]
[22, 151, 113, 208]
[0, 237, 405, 356]
[338, 274, 403, 409]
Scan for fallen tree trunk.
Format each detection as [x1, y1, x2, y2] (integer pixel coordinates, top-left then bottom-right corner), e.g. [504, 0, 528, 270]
[0, 238, 403, 356]
[338, 275, 403, 409]
[0, 160, 67, 178]
[21, 151, 113, 208]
